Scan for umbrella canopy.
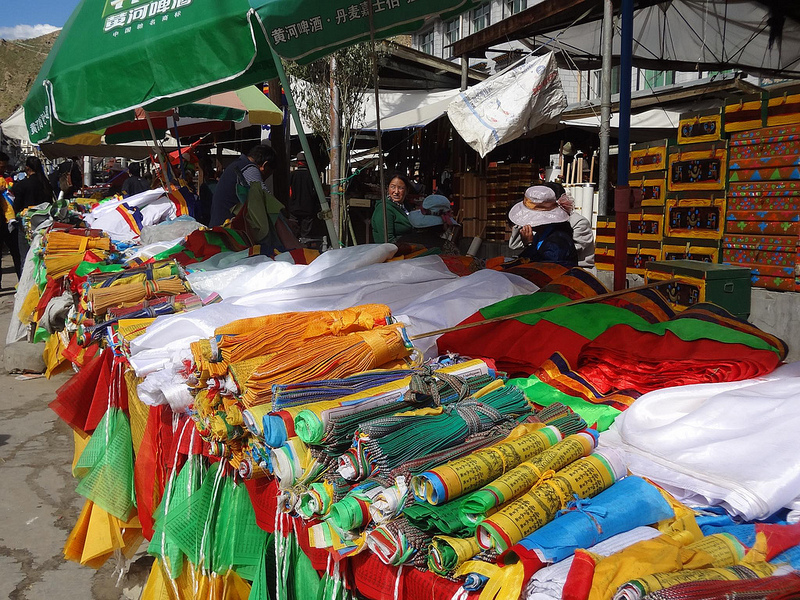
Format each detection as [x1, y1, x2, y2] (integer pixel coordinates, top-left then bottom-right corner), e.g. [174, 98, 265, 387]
[187, 85, 283, 125]
[249, 0, 482, 63]
[24, 0, 277, 144]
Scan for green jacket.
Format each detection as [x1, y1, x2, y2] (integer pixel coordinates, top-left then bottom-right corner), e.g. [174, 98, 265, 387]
[371, 198, 413, 243]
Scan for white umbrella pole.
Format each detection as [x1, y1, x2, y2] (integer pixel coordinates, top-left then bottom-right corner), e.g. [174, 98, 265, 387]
[269, 48, 341, 249]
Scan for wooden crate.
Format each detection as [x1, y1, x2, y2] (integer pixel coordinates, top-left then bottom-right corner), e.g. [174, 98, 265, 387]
[668, 144, 727, 192]
[678, 110, 722, 145]
[665, 196, 726, 239]
[723, 92, 766, 133]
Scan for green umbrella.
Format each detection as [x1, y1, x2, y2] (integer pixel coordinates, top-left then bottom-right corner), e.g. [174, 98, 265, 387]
[249, 0, 482, 64]
[248, 0, 482, 244]
[24, 0, 277, 144]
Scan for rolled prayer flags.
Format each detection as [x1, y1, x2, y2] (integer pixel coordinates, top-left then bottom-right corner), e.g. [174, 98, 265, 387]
[613, 562, 777, 600]
[327, 480, 386, 532]
[269, 437, 308, 490]
[502, 476, 674, 572]
[476, 449, 625, 554]
[241, 323, 411, 407]
[368, 476, 409, 525]
[462, 431, 597, 519]
[215, 304, 391, 363]
[640, 572, 800, 600]
[297, 481, 335, 519]
[293, 359, 493, 446]
[588, 532, 748, 600]
[365, 517, 430, 566]
[411, 425, 561, 505]
[428, 534, 482, 575]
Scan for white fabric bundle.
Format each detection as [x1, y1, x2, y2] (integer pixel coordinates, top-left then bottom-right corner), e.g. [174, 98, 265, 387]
[599, 361, 800, 520]
[83, 188, 175, 240]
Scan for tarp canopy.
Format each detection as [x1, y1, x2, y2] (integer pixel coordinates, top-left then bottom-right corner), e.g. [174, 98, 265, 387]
[532, 0, 800, 78]
[563, 108, 681, 130]
[288, 87, 462, 135]
[0, 108, 30, 143]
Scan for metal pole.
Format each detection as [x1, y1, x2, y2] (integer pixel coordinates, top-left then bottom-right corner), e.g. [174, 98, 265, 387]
[269, 47, 340, 248]
[330, 54, 342, 239]
[613, 0, 634, 291]
[366, 1, 388, 243]
[597, 0, 613, 216]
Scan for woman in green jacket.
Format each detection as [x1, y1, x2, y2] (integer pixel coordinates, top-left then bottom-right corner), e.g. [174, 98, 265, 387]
[371, 173, 413, 243]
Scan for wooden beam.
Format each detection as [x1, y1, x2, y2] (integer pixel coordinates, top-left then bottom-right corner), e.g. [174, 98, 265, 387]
[452, 0, 603, 57]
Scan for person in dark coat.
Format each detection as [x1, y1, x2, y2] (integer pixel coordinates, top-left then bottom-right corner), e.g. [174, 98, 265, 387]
[287, 152, 318, 239]
[12, 156, 55, 265]
[121, 162, 150, 197]
[210, 144, 276, 227]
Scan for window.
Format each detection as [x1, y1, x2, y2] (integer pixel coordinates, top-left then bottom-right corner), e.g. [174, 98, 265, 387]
[590, 67, 621, 99]
[472, 3, 490, 33]
[642, 69, 674, 90]
[419, 29, 434, 55]
[444, 18, 460, 57]
[506, 0, 526, 15]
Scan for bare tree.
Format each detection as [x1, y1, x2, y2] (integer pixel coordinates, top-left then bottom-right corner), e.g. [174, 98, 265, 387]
[285, 43, 383, 241]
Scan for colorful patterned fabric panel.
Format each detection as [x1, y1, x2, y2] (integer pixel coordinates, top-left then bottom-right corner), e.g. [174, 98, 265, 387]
[729, 155, 800, 170]
[728, 181, 800, 196]
[722, 246, 798, 267]
[723, 234, 800, 250]
[730, 124, 800, 145]
[730, 140, 800, 159]
[725, 220, 800, 236]
[728, 166, 800, 182]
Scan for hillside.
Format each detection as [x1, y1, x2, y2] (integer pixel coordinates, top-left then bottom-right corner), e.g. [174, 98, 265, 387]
[0, 31, 59, 120]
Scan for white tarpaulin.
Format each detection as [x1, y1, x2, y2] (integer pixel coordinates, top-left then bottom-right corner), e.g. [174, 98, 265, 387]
[599, 360, 800, 521]
[537, 0, 800, 77]
[447, 52, 568, 157]
[563, 107, 681, 130]
[288, 86, 461, 134]
[0, 108, 30, 143]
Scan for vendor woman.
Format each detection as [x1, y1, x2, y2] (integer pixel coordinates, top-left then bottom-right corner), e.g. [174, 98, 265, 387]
[371, 173, 413, 243]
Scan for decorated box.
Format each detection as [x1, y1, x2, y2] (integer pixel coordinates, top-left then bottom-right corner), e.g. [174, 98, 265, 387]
[629, 173, 667, 207]
[668, 146, 727, 191]
[724, 93, 766, 133]
[767, 89, 800, 127]
[630, 139, 671, 174]
[594, 241, 662, 275]
[596, 211, 664, 244]
[665, 197, 726, 239]
[678, 111, 722, 145]
[661, 240, 719, 263]
[645, 260, 751, 317]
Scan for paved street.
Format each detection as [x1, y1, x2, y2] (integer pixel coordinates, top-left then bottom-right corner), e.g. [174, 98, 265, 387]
[0, 256, 149, 600]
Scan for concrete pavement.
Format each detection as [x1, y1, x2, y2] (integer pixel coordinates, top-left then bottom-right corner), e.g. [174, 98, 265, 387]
[0, 257, 150, 600]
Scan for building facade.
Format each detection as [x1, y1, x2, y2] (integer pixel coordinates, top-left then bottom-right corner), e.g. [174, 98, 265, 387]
[409, 0, 710, 103]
